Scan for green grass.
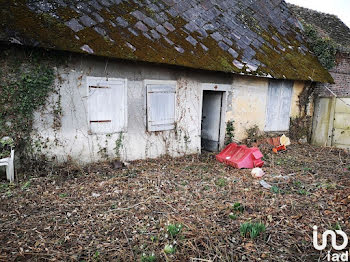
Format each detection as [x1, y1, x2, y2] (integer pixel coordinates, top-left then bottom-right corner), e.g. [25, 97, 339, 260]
[203, 185, 210, 191]
[21, 181, 31, 190]
[297, 189, 309, 195]
[229, 213, 237, 220]
[240, 222, 266, 239]
[232, 202, 244, 213]
[270, 185, 280, 194]
[141, 253, 156, 262]
[215, 178, 227, 187]
[333, 222, 342, 231]
[167, 223, 183, 237]
[303, 167, 312, 174]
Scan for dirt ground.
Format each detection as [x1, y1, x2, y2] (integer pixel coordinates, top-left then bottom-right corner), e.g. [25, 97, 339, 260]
[0, 143, 349, 262]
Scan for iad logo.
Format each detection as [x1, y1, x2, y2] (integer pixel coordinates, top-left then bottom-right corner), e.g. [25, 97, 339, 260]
[313, 226, 349, 261]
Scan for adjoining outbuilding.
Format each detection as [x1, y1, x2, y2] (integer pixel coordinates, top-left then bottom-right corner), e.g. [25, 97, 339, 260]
[0, 0, 332, 163]
[289, 4, 350, 149]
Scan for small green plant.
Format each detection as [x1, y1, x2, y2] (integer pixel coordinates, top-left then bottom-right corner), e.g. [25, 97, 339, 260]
[167, 223, 183, 237]
[0, 183, 9, 192]
[229, 213, 237, 220]
[294, 180, 302, 187]
[225, 120, 235, 145]
[141, 253, 156, 262]
[245, 125, 264, 143]
[333, 222, 342, 231]
[21, 180, 31, 190]
[232, 202, 244, 213]
[164, 244, 175, 254]
[303, 167, 312, 174]
[203, 185, 210, 191]
[114, 132, 123, 159]
[93, 251, 100, 261]
[240, 222, 266, 239]
[215, 178, 227, 187]
[297, 189, 309, 196]
[150, 236, 157, 242]
[271, 185, 280, 194]
[59, 193, 67, 198]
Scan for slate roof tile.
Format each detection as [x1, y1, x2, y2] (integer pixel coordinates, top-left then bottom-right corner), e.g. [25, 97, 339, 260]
[92, 12, 104, 23]
[150, 29, 161, 39]
[163, 22, 175, 32]
[128, 28, 139, 36]
[155, 24, 168, 35]
[132, 10, 147, 21]
[0, 0, 333, 82]
[218, 41, 229, 51]
[186, 35, 198, 46]
[80, 15, 97, 27]
[143, 17, 157, 28]
[89, 1, 102, 11]
[143, 32, 152, 40]
[200, 43, 209, 51]
[166, 8, 179, 18]
[164, 36, 174, 45]
[65, 18, 84, 32]
[116, 17, 128, 28]
[228, 48, 239, 58]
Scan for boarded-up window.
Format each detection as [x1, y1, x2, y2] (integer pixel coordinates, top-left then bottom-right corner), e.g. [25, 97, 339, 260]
[146, 84, 176, 131]
[264, 80, 293, 131]
[87, 77, 127, 134]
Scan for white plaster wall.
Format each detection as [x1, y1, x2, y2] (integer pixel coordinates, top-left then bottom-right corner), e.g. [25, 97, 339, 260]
[32, 55, 233, 163]
[32, 55, 307, 163]
[226, 76, 307, 141]
[227, 75, 269, 141]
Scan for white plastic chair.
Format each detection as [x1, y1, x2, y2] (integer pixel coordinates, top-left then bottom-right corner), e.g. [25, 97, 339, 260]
[0, 149, 14, 182]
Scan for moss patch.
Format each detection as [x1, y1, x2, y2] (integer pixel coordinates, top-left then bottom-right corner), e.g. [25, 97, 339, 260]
[0, 45, 62, 165]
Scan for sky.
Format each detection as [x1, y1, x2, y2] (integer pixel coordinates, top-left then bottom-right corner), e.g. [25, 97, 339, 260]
[285, 0, 350, 28]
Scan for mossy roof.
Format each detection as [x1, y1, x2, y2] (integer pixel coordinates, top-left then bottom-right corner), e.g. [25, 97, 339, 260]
[288, 4, 350, 53]
[0, 0, 333, 82]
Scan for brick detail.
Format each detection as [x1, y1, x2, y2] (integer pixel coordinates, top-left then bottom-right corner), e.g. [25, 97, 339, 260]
[315, 52, 350, 97]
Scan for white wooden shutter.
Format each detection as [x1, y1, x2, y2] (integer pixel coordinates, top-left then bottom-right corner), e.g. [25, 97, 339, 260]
[87, 77, 127, 134]
[265, 80, 293, 131]
[147, 84, 176, 131]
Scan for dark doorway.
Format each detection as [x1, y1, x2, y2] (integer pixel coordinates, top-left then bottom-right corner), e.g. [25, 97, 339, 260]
[201, 91, 224, 152]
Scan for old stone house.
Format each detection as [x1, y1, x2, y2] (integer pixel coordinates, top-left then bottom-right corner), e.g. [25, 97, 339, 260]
[289, 4, 350, 149]
[0, 0, 332, 163]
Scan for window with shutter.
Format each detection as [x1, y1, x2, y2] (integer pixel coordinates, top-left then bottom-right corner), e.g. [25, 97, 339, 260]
[87, 77, 127, 134]
[265, 80, 294, 131]
[146, 82, 176, 132]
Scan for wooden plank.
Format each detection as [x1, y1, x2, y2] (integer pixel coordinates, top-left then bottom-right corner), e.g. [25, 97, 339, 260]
[335, 98, 350, 114]
[87, 77, 127, 134]
[334, 112, 350, 129]
[265, 80, 293, 131]
[147, 84, 175, 131]
[332, 129, 350, 145]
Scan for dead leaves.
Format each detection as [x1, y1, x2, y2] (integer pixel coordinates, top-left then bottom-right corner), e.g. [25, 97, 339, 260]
[0, 144, 350, 261]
